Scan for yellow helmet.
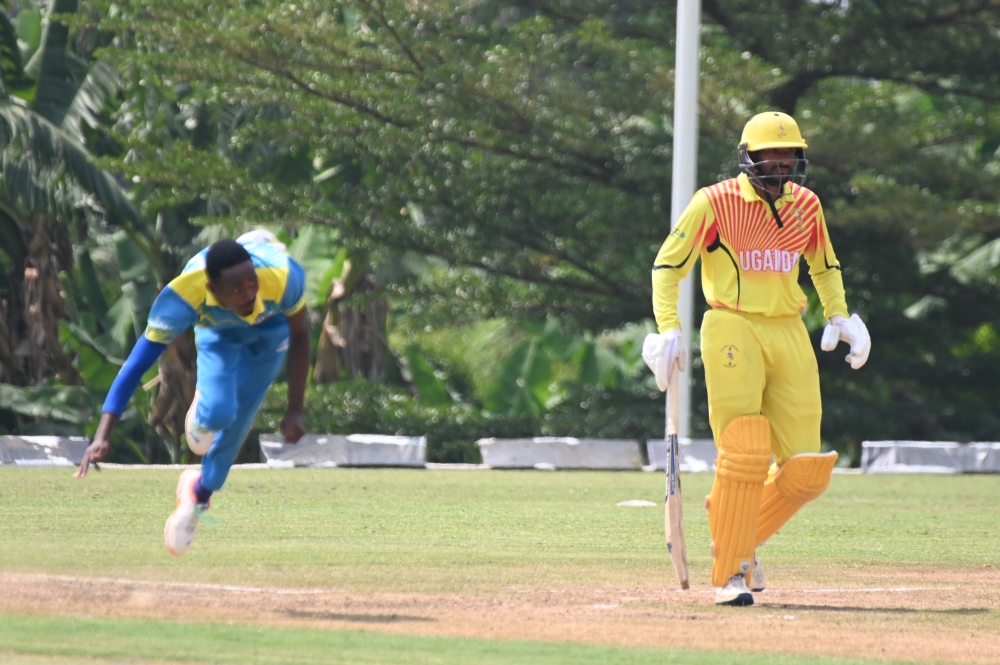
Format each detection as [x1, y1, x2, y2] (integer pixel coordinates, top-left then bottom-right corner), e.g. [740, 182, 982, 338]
[739, 112, 808, 151]
[738, 112, 809, 227]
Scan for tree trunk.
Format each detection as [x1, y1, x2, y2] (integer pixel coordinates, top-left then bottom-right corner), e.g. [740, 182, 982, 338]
[0, 211, 31, 386]
[312, 260, 388, 384]
[149, 330, 197, 463]
[0, 278, 30, 387]
[23, 218, 82, 386]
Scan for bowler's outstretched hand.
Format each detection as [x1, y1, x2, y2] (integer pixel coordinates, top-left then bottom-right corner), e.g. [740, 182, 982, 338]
[75, 437, 109, 478]
[75, 413, 119, 478]
[280, 411, 306, 444]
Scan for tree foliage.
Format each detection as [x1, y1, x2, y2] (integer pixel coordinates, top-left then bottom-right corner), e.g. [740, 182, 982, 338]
[90, 0, 1000, 452]
[4, 1, 1000, 457]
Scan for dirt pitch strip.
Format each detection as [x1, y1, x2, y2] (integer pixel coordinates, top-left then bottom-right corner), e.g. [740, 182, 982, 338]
[3, 567, 998, 664]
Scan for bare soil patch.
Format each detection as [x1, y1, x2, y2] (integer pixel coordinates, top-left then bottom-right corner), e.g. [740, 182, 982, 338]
[2, 567, 998, 664]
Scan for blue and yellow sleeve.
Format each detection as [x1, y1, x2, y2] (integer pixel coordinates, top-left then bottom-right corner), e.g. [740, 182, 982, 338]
[144, 285, 199, 344]
[101, 336, 166, 416]
[280, 258, 307, 316]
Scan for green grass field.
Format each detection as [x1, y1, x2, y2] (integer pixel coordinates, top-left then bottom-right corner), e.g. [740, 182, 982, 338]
[0, 614, 926, 665]
[2, 467, 998, 664]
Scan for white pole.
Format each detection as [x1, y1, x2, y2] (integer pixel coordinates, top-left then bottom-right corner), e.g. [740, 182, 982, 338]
[671, 0, 701, 439]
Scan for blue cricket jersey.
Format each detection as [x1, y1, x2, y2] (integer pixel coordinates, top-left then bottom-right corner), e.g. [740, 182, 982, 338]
[144, 237, 307, 345]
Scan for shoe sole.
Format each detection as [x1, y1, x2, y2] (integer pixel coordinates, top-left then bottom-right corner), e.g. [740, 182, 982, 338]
[164, 470, 200, 556]
[716, 593, 754, 607]
[164, 513, 192, 556]
[751, 586, 765, 592]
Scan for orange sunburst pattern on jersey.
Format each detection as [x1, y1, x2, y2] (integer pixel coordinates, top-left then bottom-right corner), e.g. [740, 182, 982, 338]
[703, 179, 822, 256]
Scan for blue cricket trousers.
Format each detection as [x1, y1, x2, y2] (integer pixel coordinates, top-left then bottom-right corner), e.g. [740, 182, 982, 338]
[193, 320, 289, 491]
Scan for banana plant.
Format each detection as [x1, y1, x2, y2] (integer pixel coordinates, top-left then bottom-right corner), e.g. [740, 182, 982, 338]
[0, 0, 145, 400]
[0, 3, 260, 450]
[483, 318, 646, 416]
[950, 237, 1000, 288]
[0, 0, 205, 451]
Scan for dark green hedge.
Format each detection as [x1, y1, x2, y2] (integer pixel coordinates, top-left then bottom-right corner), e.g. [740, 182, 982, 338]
[253, 380, 667, 463]
[253, 380, 533, 463]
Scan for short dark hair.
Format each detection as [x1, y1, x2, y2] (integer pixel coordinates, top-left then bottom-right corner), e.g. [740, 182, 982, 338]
[206, 239, 252, 282]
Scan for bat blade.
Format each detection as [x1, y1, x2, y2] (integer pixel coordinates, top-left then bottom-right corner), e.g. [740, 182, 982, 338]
[665, 372, 689, 589]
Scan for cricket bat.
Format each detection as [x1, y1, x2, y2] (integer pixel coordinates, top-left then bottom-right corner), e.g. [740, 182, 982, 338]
[664, 370, 690, 589]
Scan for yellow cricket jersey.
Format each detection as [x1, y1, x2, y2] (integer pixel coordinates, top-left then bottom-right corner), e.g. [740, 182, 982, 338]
[652, 173, 848, 332]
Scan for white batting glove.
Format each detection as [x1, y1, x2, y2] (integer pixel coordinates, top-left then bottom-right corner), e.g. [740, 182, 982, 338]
[642, 329, 686, 392]
[821, 314, 871, 370]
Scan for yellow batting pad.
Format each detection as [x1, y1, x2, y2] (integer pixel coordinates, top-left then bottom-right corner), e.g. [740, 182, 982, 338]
[707, 415, 773, 587]
[756, 451, 838, 546]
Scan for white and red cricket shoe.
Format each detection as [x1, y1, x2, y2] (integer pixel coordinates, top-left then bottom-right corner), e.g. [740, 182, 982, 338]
[164, 469, 208, 556]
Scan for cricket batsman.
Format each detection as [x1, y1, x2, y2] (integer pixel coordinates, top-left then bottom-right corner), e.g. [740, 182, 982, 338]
[644, 112, 871, 606]
[75, 231, 310, 555]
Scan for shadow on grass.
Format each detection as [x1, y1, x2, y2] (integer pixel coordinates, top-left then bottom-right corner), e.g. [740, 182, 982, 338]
[283, 609, 437, 623]
[758, 603, 989, 615]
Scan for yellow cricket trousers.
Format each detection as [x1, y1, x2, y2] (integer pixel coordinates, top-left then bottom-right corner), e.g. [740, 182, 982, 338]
[700, 309, 822, 465]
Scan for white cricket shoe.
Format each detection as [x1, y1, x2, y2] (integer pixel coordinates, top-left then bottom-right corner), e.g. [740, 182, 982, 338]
[164, 469, 207, 556]
[751, 552, 765, 592]
[715, 574, 754, 606]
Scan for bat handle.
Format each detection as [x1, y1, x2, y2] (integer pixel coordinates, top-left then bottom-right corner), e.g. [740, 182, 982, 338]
[666, 370, 680, 438]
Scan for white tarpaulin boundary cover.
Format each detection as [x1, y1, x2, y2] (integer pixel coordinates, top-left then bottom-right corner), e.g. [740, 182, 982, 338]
[5, 435, 1000, 473]
[0, 436, 89, 466]
[477, 438, 643, 470]
[861, 441, 1000, 473]
[260, 433, 427, 467]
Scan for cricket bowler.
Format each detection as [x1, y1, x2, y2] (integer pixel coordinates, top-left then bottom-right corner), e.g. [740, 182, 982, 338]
[644, 112, 871, 605]
[75, 231, 310, 555]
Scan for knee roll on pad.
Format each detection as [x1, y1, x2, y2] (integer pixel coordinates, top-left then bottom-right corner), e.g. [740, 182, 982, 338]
[707, 415, 773, 588]
[755, 451, 838, 546]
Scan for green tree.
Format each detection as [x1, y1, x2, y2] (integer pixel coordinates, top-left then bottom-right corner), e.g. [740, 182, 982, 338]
[80, 0, 1000, 454]
[98, 0, 683, 328]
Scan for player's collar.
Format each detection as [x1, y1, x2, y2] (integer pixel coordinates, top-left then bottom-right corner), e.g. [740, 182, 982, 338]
[737, 173, 794, 203]
[205, 289, 266, 323]
[240, 297, 266, 323]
